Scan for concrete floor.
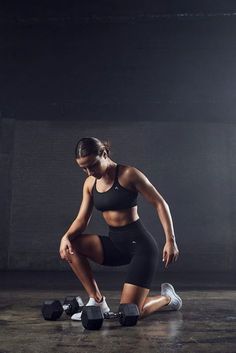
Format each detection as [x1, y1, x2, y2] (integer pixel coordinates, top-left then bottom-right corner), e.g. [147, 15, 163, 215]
[0, 272, 236, 353]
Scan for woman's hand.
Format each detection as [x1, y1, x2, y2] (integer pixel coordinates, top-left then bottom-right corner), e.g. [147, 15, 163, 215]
[59, 235, 74, 263]
[162, 239, 179, 268]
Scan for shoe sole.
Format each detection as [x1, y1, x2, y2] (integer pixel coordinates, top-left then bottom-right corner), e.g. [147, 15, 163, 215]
[161, 283, 182, 310]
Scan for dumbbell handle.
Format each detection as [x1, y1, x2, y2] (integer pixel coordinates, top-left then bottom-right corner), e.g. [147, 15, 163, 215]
[62, 304, 71, 311]
[103, 311, 121, 319]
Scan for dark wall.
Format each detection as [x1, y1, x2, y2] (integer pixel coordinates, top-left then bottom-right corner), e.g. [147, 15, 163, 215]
[0, 119, 235, 273]
[0, 1, 236, 272]
[1, 1, 236, 122]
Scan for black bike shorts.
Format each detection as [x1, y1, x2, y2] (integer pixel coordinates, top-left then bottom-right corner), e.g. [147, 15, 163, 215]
[98, 218, 160, 289]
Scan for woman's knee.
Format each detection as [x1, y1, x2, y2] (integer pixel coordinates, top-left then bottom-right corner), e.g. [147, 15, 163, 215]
[69, 234, 92, 254]
[70, 234, 104, 265]
[120, 283, 149, 314]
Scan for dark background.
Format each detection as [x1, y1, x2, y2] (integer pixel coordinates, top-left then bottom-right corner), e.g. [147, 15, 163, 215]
[0, 1, 236, 277]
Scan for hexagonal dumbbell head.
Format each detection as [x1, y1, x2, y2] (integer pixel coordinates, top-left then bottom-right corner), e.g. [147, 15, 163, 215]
[42, 300, 63, 321]
[81, 305, 104, 330]
[62, 296, 84, 316]
[118, 303, 140, 326]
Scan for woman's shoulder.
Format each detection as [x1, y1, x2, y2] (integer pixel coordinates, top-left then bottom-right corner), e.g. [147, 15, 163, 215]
[119, 164, 155, 195]
[118, 164, 140, 192]
[119, 163, 140, 177]
[84, 176, 96, 195]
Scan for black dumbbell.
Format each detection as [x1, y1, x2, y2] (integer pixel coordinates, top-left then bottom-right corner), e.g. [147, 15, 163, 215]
[41, 300, 64, 321]
[62, 296, 84, 316]
[105, 303, 140, 326]
[81, 303, 140, 330]
[42, 296, 84, 321]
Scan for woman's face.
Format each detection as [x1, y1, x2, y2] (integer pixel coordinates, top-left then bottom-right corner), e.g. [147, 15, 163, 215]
[76, 153, 106, 179]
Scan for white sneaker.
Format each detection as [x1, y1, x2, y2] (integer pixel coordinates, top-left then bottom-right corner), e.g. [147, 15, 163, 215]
[161, 283, 182, 311]
[71, 296, 110, 321]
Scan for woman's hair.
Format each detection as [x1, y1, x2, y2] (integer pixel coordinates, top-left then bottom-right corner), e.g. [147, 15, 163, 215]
[74, 137, 111, 159]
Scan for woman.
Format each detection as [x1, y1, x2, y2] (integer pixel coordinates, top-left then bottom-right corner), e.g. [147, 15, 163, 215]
[59, 137, 182, 320]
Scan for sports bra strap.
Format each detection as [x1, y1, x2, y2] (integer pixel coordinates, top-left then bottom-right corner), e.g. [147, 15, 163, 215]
[114, 164, 119, 182]
[92, 178, 97, 194]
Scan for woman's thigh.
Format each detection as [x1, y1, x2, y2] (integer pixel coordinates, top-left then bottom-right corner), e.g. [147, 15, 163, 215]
[124, 234, 159, 289]
[70, 233, 105, 265]
[69, 233, 131, 266]
[99, 235, 132, 266]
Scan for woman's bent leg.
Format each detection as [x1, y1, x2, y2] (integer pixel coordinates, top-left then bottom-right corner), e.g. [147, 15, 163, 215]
[66, 234, 105, 302]
[120, 283, 170, 319]
[68, 253, 103, 302]
[140, 294, 170, 319]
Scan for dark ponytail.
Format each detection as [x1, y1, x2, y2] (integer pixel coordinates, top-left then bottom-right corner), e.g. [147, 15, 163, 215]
[74, 137, 111, 159]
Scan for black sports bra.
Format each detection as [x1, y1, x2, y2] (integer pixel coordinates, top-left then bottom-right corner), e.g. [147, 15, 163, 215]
[92, 164, 138, 212]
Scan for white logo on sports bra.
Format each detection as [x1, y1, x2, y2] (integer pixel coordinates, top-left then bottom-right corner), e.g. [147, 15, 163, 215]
[115, 186, 119, 190]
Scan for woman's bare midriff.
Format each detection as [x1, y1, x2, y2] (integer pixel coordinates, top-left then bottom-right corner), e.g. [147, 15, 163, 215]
[102, 206, 139, 227]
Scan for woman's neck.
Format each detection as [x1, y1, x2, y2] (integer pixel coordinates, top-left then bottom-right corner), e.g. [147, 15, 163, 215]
[101, 160, 117, 183]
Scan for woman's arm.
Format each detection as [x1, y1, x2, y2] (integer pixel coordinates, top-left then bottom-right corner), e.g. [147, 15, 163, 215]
[63, 176, 94, 241]
[63, 218, 87, 241]
[127, 166, 179, 267]
[59, 177, 94, 262]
